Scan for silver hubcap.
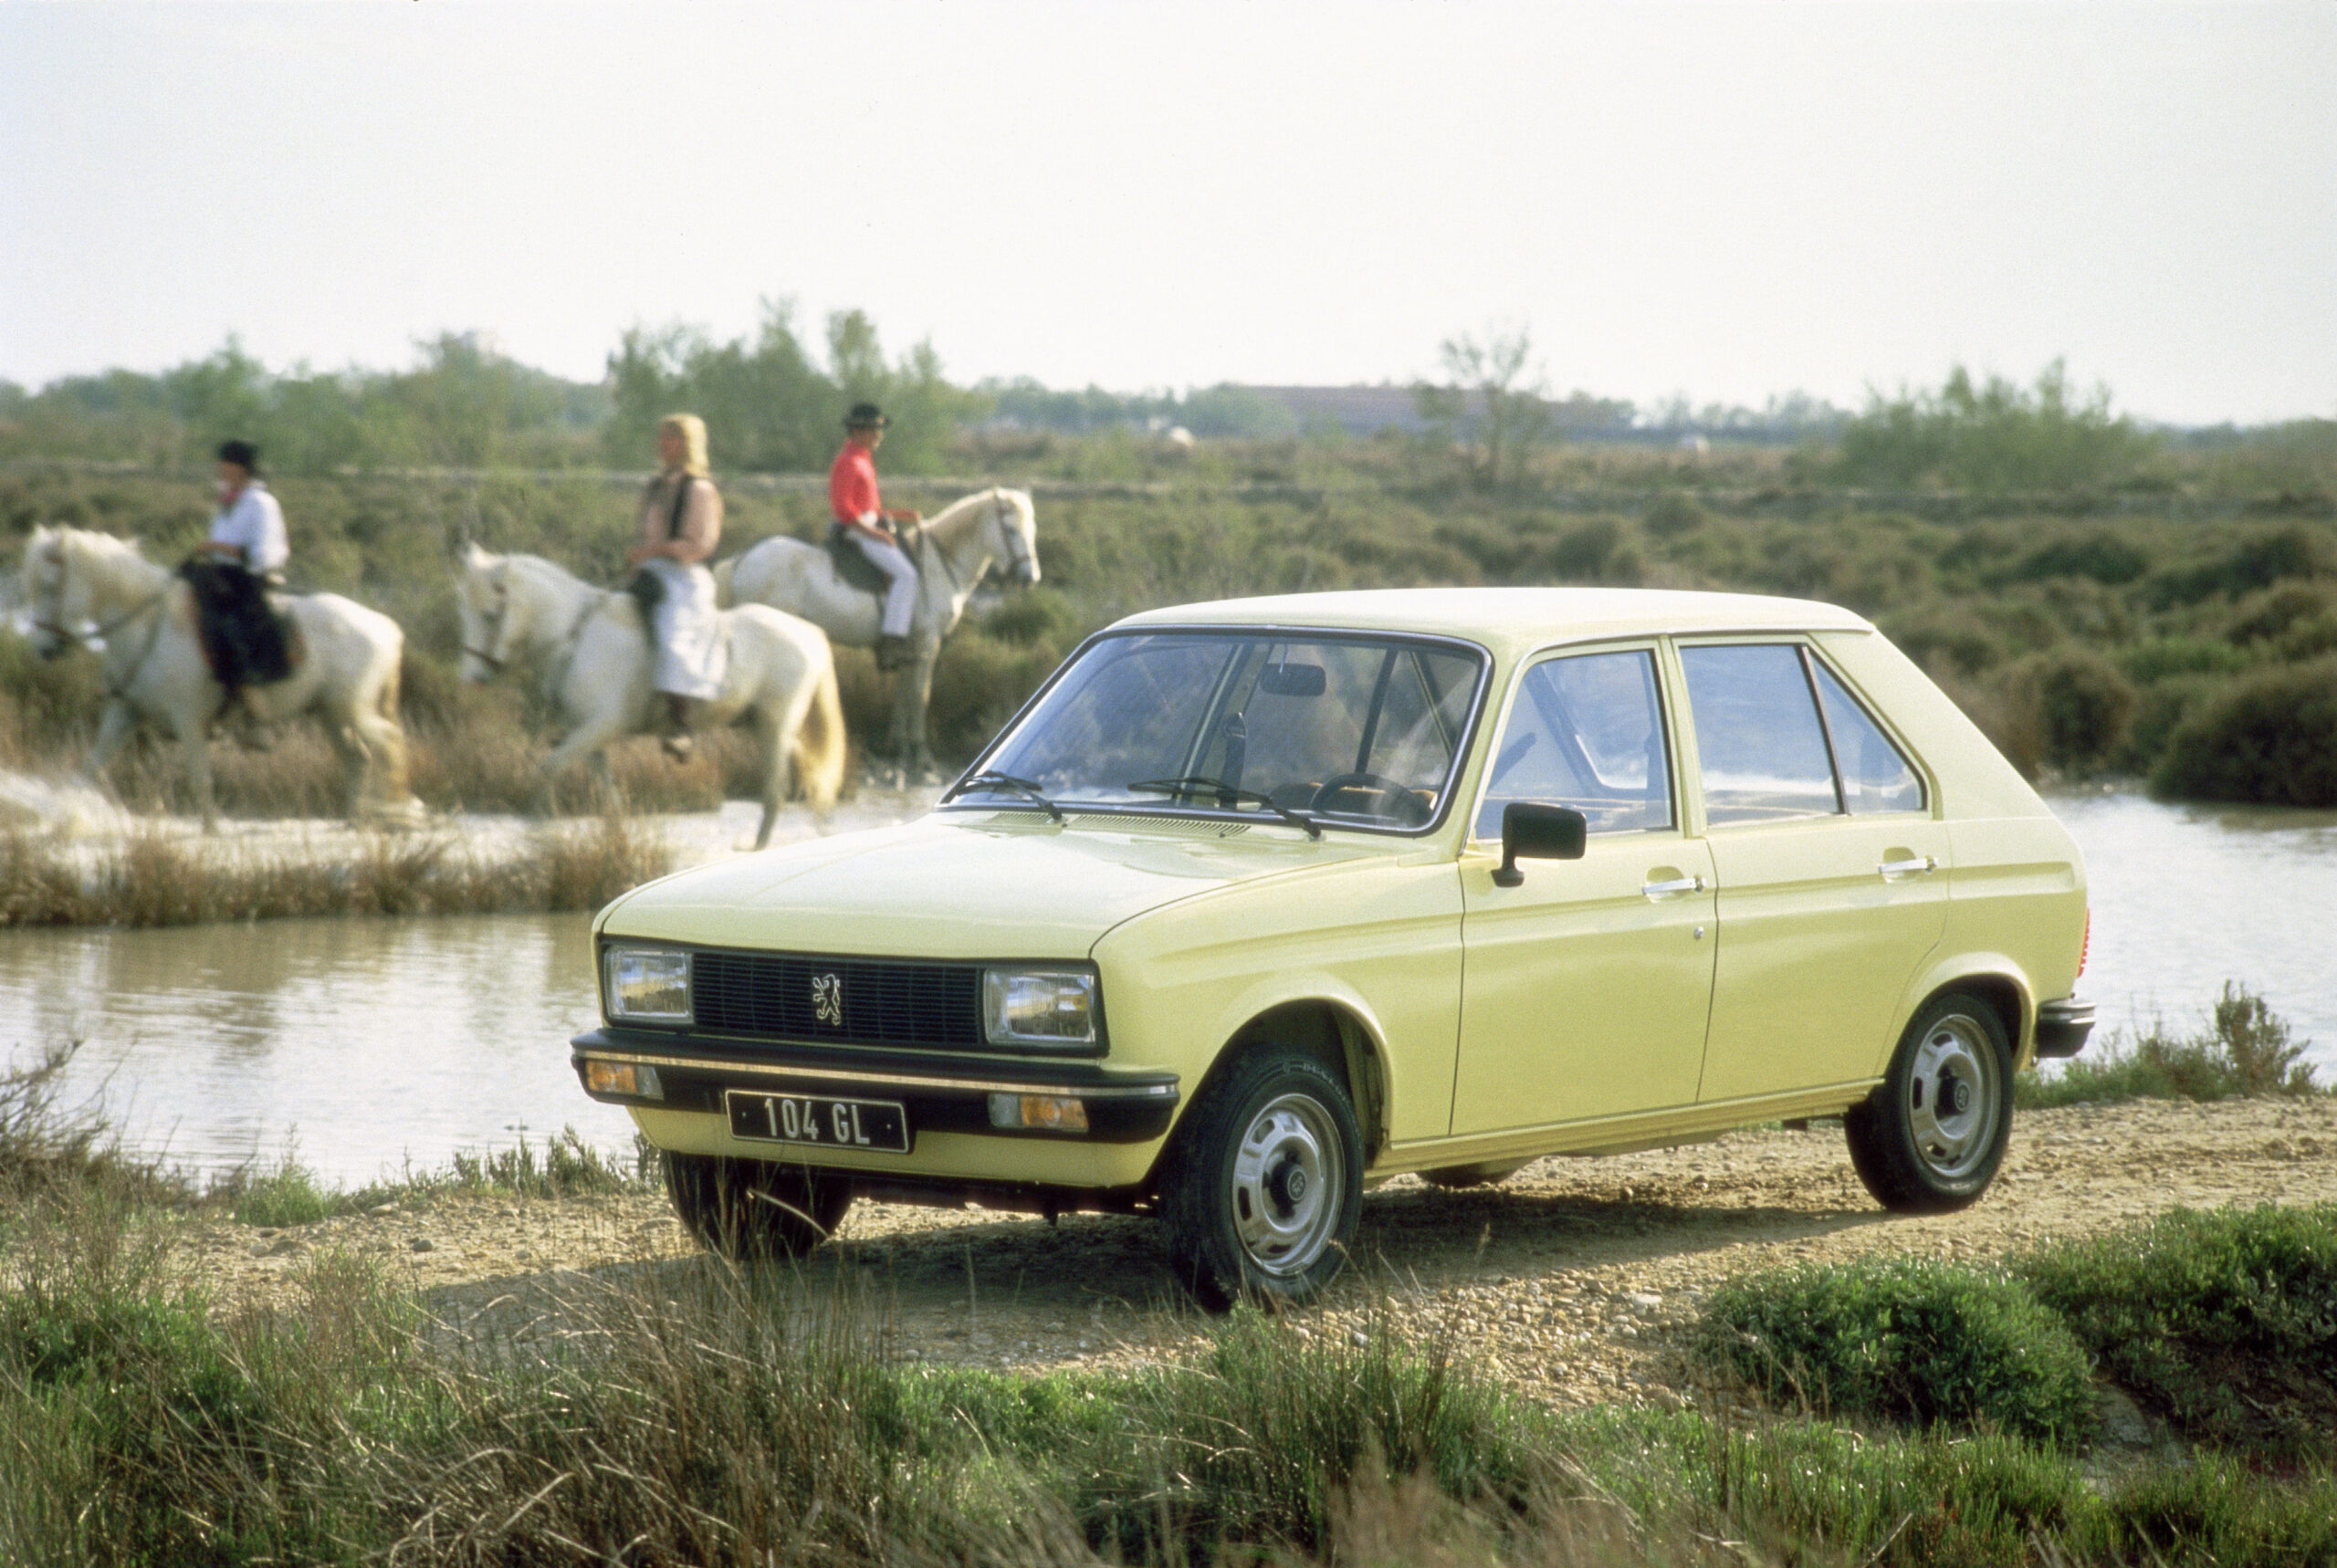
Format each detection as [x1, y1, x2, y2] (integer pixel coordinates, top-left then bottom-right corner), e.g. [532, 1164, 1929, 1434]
[1906, 1013, 2001, 1180]
[1229, 1092, 1344, 1278]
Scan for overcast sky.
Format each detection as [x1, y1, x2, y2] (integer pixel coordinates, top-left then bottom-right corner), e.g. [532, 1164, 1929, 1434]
[3, 2, 2331, 424]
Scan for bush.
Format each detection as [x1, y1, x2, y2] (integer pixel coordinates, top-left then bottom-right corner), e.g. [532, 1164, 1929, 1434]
[2152, 655, 2337, 806]
[2000, 646, 2138, 775]
[2017, 1204, 2337, 1459]
[2020, 983, 2321, 1109]
[1695, 1257, 2097, 1445]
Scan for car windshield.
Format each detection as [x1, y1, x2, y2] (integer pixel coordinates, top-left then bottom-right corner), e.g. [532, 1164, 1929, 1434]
[958, 631, 1484, 831]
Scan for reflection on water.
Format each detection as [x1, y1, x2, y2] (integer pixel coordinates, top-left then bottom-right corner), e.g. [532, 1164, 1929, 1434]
[2049, 792, 2337, 1071]
[0, 792, 2329, 1186]
[1, 914, 634, 1186]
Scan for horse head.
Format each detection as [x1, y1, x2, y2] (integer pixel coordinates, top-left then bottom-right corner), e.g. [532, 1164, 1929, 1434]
[453, 541, 518, 683]
[21, 525, 106, 660]
[990, 488, 1042, 586]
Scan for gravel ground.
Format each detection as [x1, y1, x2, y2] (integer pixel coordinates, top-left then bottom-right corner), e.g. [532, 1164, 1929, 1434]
[178, 1094, 2337, 1411]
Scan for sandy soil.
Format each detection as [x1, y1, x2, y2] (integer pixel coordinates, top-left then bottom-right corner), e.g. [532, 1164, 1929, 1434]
[179, 1094, 2337, 1412]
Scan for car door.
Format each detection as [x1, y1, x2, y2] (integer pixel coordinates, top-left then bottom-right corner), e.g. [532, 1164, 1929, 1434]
[1451, 645, 1718, 1135]
[1678, 641, 1950, 1103]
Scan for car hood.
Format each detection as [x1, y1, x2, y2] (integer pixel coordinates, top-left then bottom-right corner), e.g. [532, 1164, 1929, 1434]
[597, 810, 1388, 958]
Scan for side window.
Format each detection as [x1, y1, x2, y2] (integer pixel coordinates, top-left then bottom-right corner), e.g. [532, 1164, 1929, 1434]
[1811, 661, 1925, 813]
[1678, 644, 1838, 824]
[1474, 650, 1672, 839]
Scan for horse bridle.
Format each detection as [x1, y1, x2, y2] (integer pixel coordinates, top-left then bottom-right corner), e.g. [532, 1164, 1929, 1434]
[994, 491, 1035, 580]
[465, 579, 598, 689]
[35, 589, 173, 701]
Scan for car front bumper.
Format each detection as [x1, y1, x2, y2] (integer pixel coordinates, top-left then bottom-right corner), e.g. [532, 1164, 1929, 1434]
[570, 1026, 1182, 1145]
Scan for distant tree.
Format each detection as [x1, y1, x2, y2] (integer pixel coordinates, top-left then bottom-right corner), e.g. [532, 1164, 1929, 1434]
[1836, 361, 2156, 492]
[606, 300, 979, 474]
[1414, 325, 1549, 489]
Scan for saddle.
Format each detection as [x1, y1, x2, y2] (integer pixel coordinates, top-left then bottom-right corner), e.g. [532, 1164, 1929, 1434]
[823, 523, 918, 598]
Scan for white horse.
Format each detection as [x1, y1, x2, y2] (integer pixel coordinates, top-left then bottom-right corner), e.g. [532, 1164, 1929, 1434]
[20, 525, 421, 830]
[716, 486, 1041, 780]
[454, 544, 844, 850]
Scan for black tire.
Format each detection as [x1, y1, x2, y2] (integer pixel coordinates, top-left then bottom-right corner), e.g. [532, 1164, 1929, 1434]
[665, 1152, 853, 1261]
[1845, 992, 2014, 1214]
[1162, 1047, 1364, 1311]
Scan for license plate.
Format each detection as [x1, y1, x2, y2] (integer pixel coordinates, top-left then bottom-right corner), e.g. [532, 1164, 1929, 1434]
[726, 1092, 910, 1154]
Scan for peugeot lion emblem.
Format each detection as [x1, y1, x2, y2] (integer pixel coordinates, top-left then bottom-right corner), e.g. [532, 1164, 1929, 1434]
[812, 972, 844, 1027]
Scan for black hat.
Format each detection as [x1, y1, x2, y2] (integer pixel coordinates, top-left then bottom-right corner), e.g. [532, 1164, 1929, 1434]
[844, 403, 889, 430]
[217, 439, 260, 472]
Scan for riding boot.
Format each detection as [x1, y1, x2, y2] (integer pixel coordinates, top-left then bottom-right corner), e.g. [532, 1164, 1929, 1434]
[875, 634, 909, 674]
[659, 693, 695, 761]
[235, 687, 278, 753]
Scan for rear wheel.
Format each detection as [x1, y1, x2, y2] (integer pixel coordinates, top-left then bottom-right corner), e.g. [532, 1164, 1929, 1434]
[665, 1153, 853, 1260]
[1845, 992, 2012, 1213]
[1163, 1048, 1364, 1310]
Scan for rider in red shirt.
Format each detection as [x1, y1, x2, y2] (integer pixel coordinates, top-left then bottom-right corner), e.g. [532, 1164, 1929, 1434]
[828, 403, 920, 672]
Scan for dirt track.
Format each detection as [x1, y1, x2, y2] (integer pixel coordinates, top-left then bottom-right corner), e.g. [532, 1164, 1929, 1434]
[186, 1094, 2337, 1409]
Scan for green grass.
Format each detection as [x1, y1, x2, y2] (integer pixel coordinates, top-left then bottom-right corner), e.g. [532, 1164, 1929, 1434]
[2018, 982, 2324, 1110]
[219, 1127, 654, 1226]
[1694, 1256, 2097, 1444]
[2017, 1204, 2337, 1462]
[1, 1222, 2332, 1567]
[1, 1072, 2335, 1563]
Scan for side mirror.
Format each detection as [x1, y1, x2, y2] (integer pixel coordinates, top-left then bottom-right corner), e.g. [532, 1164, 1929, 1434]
[1493, 802, 1587, 887]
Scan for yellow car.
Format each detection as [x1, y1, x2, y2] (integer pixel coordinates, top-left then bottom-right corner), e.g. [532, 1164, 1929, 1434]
[575, 588, 2092, 1306]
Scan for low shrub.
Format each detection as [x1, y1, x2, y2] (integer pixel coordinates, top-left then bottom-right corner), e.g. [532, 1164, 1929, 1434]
[1693, 1257, 2096, 1445]
[2152, 654, 2337, 807]
[2225, 581, 2331, 645]
[2017, 1204, 2337, 1459]
[2019, 983, 2321, 1109]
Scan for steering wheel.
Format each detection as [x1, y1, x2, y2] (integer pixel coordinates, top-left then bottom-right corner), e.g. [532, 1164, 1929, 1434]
[1310, 772, 1429, 826]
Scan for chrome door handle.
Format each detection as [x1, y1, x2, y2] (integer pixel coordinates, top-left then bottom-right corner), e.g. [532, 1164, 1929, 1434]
[1641, 874, 1706, 898]
[1878, 855, 1936, 877]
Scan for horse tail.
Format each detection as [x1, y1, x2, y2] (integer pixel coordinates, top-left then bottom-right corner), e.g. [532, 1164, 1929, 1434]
[711, 556, 738, 609]
[794, 641, 847, 816]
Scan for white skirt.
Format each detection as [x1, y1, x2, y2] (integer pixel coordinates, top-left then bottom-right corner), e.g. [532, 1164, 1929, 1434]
[644, 559, 728, 699]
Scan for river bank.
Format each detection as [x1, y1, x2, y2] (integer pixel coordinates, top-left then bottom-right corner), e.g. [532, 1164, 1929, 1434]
[7, 1092, 2332, 1565]
[0, 772, 946, 928]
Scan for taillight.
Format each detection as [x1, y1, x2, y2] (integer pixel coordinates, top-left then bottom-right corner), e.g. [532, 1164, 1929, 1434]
[2078, 909, 2091, 978]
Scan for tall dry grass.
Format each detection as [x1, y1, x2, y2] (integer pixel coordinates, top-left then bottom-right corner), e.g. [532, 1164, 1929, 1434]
[0, 811, 670, 928]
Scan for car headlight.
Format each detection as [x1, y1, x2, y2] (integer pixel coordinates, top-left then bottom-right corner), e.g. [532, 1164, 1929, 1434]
[981, 967, 1098, 1050]
[605, 946, 692, 1023]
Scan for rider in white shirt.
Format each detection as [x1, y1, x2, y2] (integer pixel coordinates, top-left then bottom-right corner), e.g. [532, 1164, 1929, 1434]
[182, 439, 294, 716]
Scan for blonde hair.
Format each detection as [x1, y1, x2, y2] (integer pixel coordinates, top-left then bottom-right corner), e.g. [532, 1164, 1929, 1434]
[658, 413, 711, 477]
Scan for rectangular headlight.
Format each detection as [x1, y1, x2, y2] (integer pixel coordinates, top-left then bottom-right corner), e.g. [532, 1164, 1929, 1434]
[605, 946, 691, 1023]
[981, 967, 1098, 1050]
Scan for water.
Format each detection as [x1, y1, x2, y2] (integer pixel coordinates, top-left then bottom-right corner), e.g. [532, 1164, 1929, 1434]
[3, 913, 633, 1186]
[4, 793, 2330, 1186]
[2047, 791, 2337, 1068]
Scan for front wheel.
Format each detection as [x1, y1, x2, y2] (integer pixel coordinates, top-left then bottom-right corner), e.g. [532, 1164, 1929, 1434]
[1162, 1048, 1364, 1311]
[665, 1153, 853, 1260]
[1844, 992, 2013, 1214]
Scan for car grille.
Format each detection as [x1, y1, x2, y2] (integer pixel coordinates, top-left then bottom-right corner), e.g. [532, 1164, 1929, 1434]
[691, 950, 983, 1050]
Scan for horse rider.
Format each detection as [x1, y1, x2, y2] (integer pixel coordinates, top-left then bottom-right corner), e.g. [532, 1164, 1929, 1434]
[628, 413, 728, 759]
[827, 402, 921, 673]
[181, 438, 294, 730]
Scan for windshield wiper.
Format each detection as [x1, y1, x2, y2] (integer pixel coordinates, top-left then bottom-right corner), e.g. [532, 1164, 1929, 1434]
[948, 770, 1064, 822]
[1127, 777, 1322, 840]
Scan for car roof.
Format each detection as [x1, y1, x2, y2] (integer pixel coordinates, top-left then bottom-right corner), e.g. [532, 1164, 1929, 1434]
[1111, 587, 1875, 655]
